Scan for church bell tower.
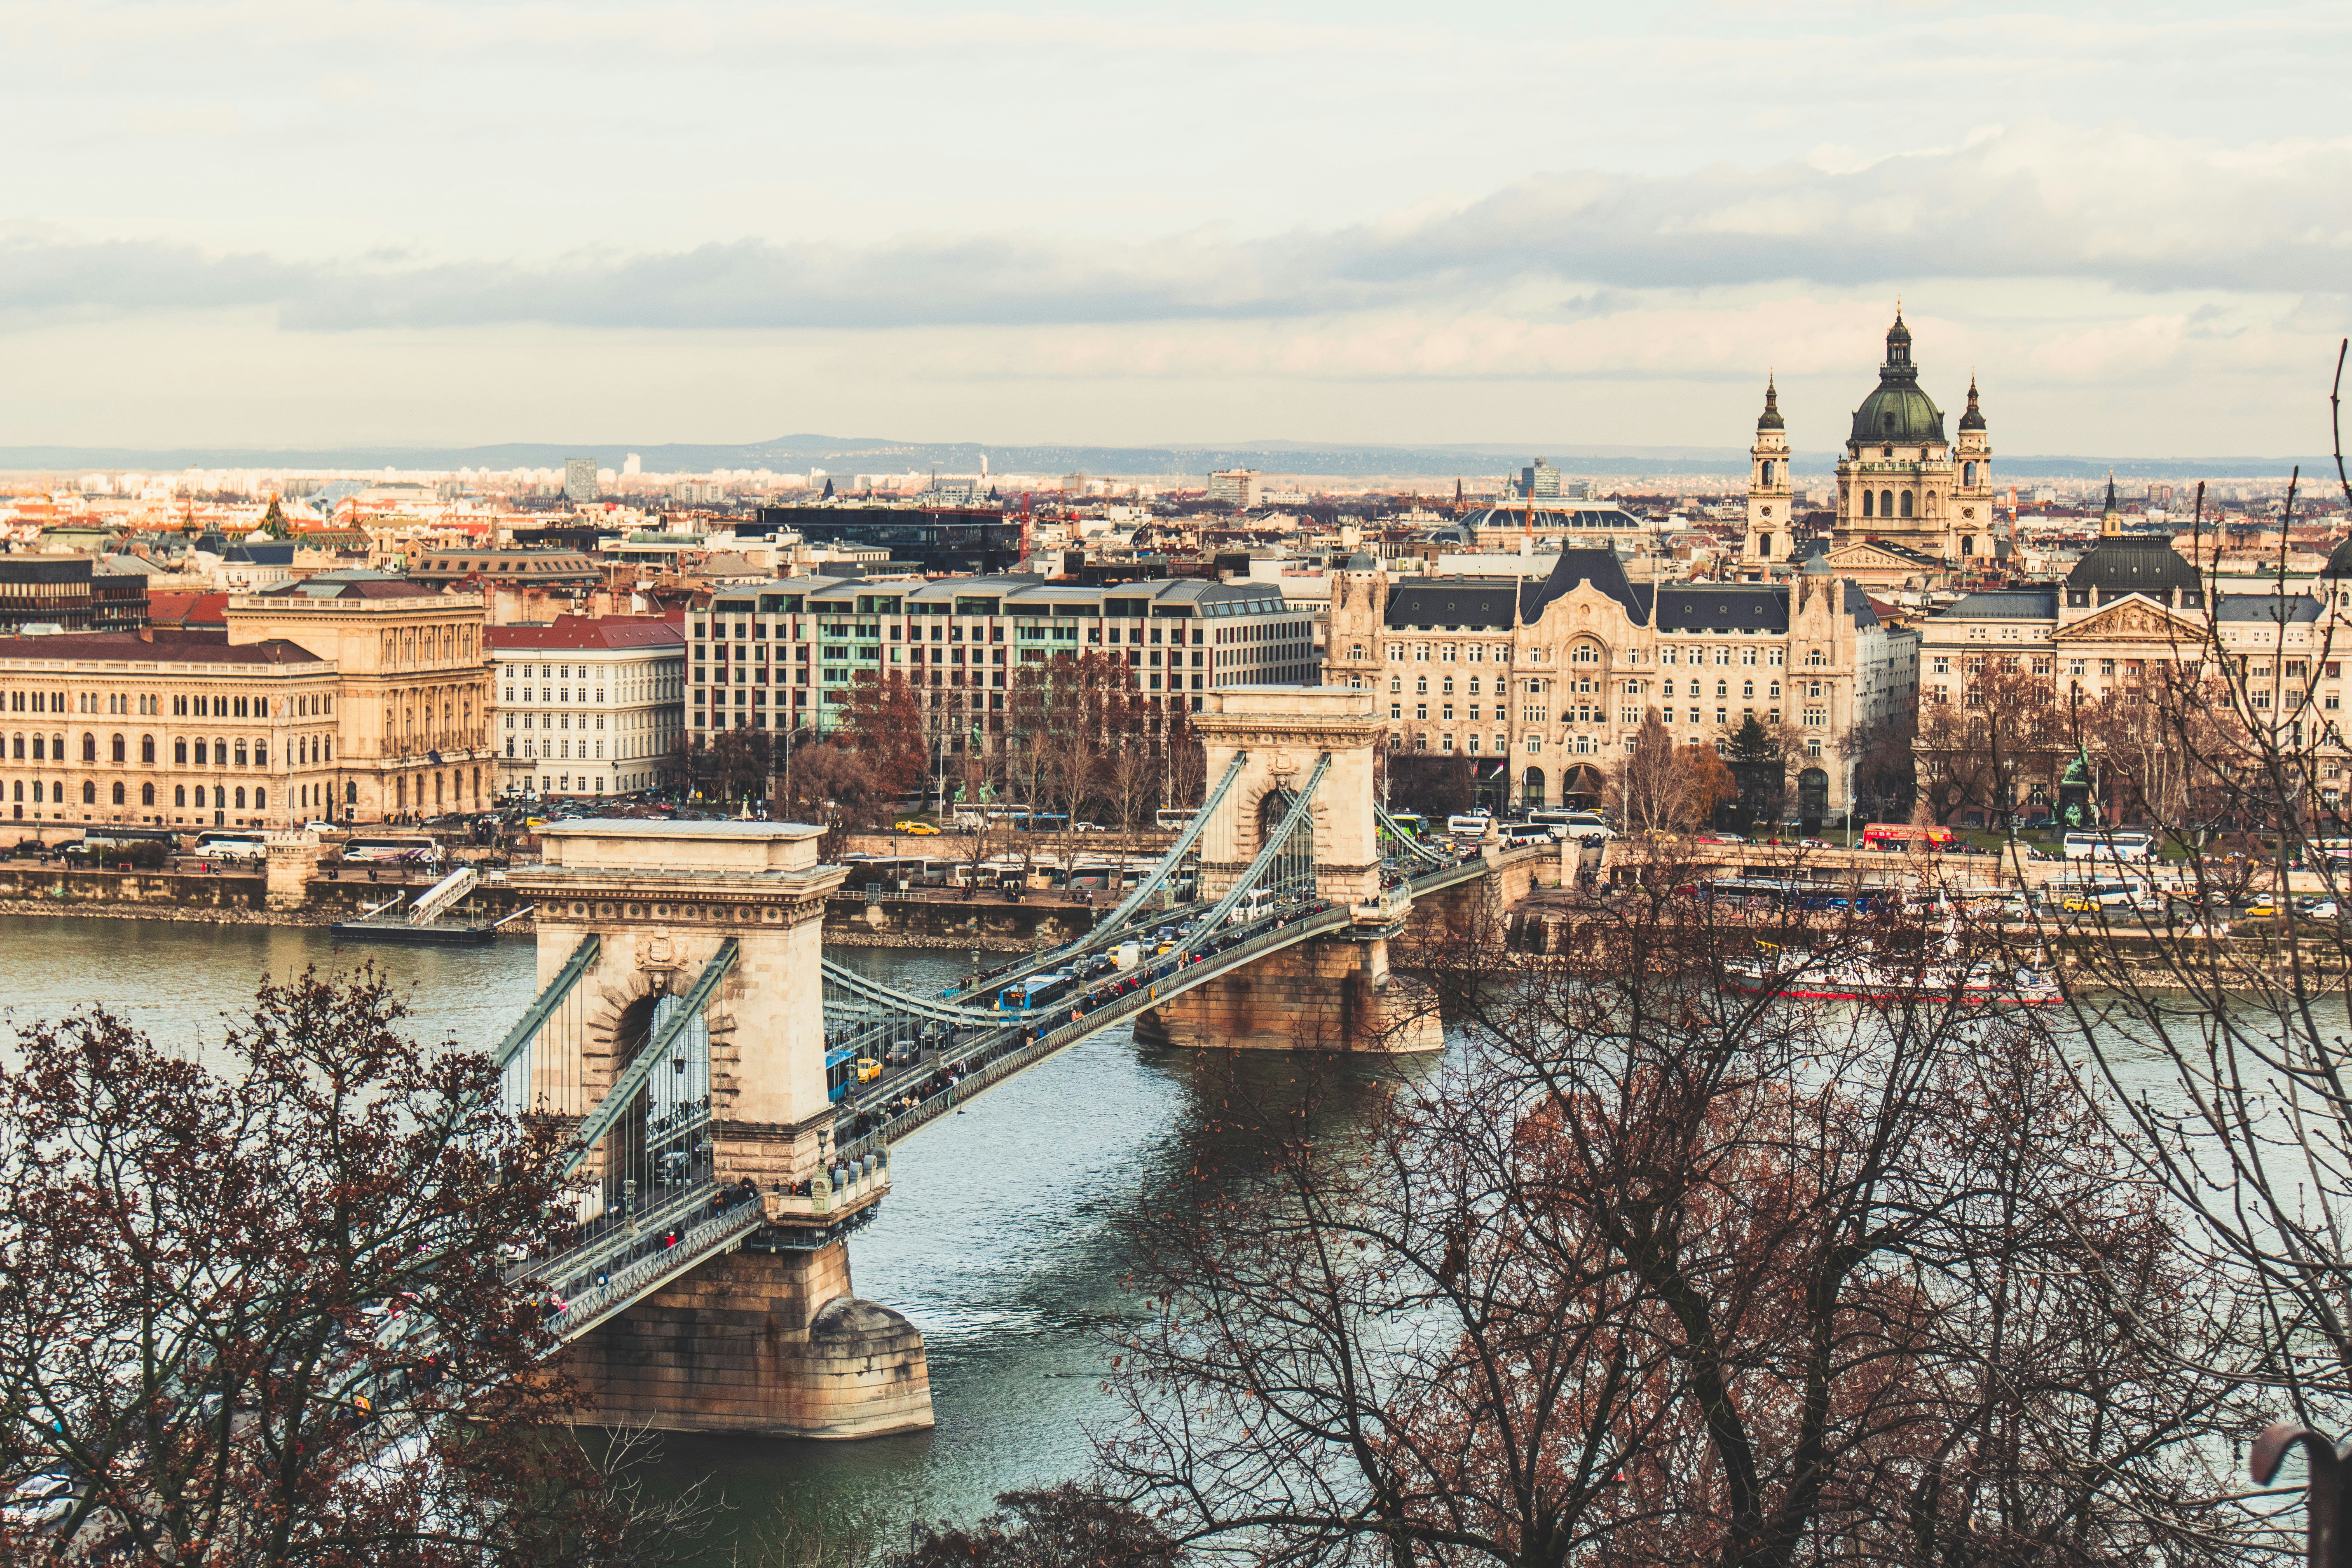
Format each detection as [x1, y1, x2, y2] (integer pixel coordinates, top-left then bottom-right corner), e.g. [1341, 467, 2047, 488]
[1741, 375, 1792, 579]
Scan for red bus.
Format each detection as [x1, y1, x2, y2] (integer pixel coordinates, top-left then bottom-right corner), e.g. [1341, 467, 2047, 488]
[1860, 823, 1955, 851]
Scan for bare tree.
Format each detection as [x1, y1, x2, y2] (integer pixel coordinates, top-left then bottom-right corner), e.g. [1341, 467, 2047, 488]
[1100, 898, 2237, 1567]
[0, 968, 702, 1567]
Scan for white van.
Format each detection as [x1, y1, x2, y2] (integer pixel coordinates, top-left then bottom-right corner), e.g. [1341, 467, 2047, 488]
[1446, 813, 1494, 838]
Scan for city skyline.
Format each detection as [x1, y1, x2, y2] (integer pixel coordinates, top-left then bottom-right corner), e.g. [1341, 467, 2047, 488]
[6, 1, 2349, 456]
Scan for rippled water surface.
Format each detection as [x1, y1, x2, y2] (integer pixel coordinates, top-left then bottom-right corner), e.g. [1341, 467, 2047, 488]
[3, 914, 2286, 1563]
[0, 919, 1394, 1561]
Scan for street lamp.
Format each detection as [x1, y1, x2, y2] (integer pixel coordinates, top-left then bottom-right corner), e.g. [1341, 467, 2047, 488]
[1844, 754, 1860, 848]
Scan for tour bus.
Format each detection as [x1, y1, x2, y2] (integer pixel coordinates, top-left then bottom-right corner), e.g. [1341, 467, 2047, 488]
[340, 833, 441, 867]
[1860, 823, 1956, 852]
[192, 830, 270, 864]
[1499, 820, 1559, 847]
[995, 974, 1068, 1011]
[1447, 812, 1494, 838]
[1156, 807, 1199, 831]
[1382, 811, 1430, 840]
[2062, 829, 2156, 862]
[1231, 886, 1281, 923]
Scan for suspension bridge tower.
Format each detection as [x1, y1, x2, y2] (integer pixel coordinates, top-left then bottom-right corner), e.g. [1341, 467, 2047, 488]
[507, 821, 934, 1439]
[1136, 687, 1441, 1053]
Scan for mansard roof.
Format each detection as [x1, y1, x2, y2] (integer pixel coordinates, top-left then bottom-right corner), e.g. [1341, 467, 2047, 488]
[2063, 536, 2200, 595]
[1654, 585, 1788, 635]
[1523, 548, 1646, 624]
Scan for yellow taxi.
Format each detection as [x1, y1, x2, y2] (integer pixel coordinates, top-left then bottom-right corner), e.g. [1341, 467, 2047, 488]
[855, 1057, 883, 1083]
[893, 819, 940, 835]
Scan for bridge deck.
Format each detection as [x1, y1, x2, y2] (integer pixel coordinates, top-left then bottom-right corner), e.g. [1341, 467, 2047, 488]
[832, 900, 1358, 1163]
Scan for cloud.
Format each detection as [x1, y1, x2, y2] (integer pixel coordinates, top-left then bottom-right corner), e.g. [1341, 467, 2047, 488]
[2, 121, 2348, 335]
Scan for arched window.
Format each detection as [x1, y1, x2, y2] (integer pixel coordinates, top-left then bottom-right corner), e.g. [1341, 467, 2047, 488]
[110, 782, 124, 805]
[1571, 642, 1602, 665]
[174, 786, 185, 807]
[255, 788, 265, 809]
[1880, 490, 1895, 518]
[1759, 459, 1774, 487]
[81, 780, 96, 804]
[1961, 536, 1975, 556]
[81, 732, 96, 762]
[1900, 490, 1914, 518]
[1963, 461, 1977, 486]
[110, 733, 124, 763]
[234, 787, 246, 810]
[140, 783, 153, 806]
[140, 734, 154, 763]
[234, 739, 248, 767]
[1862, 490, 1874, 518]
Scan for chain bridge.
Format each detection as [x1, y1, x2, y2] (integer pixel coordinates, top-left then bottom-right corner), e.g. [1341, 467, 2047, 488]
[489, 688, 1549, 1438]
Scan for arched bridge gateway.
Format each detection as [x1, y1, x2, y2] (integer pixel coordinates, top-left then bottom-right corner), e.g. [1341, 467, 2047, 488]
[488, 688, 1550, 1439]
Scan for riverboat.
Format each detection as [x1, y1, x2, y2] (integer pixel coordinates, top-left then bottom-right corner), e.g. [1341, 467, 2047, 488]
[1724, 943, 2061, 1007]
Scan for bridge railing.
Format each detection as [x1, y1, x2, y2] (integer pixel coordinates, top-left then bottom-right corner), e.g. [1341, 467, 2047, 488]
[541, 1193, 767, 1343]
[833, 900, 1356, 1165]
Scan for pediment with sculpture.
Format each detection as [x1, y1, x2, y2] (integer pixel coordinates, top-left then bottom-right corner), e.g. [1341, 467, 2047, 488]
[2051, 595, 2206, 645]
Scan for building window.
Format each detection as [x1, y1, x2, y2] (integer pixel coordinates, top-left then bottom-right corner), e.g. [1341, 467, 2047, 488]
[82, 781, 95, 804]
[82, 733, 96, 762]
[110, 783, 124, 805]
[174, 786, 185, 807]
[140, 783, 153, 806]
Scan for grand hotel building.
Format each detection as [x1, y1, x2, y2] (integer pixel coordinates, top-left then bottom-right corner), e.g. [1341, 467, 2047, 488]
[0, 572, 493, 835]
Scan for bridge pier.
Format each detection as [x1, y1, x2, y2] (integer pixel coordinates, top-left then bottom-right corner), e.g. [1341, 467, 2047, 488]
[513, 821, 935, 1440]
[559, 1238, 932, 1439]
[1135, 934, 1439, 1052]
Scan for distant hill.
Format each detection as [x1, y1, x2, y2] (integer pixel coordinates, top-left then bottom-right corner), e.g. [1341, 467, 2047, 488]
[0, 435, 2328, 483]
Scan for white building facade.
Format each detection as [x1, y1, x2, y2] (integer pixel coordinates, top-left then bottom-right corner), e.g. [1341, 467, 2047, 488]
[487, 614, 685, 799]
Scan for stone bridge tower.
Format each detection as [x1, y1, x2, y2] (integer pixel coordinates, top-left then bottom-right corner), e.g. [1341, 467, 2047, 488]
[1137, 687, 1440, 1053]
[509, 821, 932, 1440]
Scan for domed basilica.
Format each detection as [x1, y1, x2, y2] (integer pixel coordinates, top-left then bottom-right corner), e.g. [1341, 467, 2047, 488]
[1738, 310, 2003, 588]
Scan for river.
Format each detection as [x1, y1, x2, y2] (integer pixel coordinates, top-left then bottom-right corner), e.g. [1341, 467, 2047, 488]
[0, 914, 2301, 1564]
[0, 917, 1431, 1562]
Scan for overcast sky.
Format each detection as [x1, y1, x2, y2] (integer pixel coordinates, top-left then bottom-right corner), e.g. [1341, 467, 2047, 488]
[5, 0, 2349, 458]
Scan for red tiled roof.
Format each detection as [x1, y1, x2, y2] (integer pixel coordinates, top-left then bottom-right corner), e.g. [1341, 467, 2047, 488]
[486, 614, 684, 652]
[0, 629, 326, 665]
[147, 591, 230, 628]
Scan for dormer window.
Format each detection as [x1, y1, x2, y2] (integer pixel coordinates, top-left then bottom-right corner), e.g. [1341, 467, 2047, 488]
[1882, 443, 1894, 458]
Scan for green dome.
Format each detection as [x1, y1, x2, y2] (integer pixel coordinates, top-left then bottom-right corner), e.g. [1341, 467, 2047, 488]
[1848, 312, 1946, 446]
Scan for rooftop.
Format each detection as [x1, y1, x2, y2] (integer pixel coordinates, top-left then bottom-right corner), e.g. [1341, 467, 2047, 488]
[0, 628, 327, 665]
[488, 615, 686, 652]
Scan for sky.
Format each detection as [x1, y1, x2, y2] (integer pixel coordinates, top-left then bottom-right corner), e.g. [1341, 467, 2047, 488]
[5, 0, 2350, 459]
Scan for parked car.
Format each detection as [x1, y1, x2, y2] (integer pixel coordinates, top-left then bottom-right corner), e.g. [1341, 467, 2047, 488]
[1, 1473, 77, 1533]
[893, 820, 940, 836]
